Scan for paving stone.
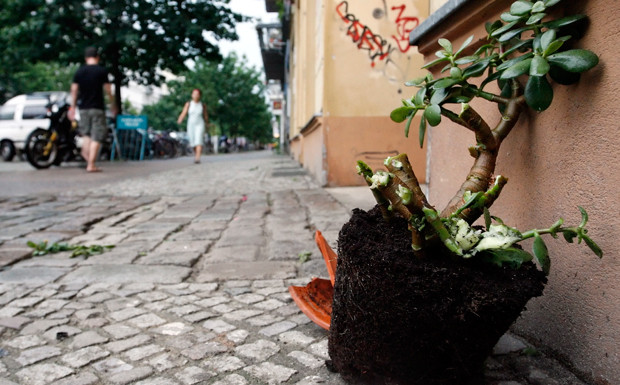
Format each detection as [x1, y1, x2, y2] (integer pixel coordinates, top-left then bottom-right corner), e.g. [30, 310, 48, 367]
[260, 320, 297, 337]
[212, 302, 244, 314]
[183, 310, 216, 323]
[143, 301, 171, 312]
[16, 345, 62, 366]
[124, 344, 164, 361]
[92, 357, 133, 375]
[289, 350, 325, 369]
[0, 267, 71, 285]
[62, 346, 110, 368]
[244, 361, 297, 384]
[307, 340, 329, 360]
[102, 324, 140, 339]
[127, 313, 166, 328]
[109, 307, 148, 322]
[246, 313, 284, 327]
[203, 355, 246, 373]
[203, 319, 236, 333]
[289, 313, 313, 325]
[235, 339, 280, 361]
[278, 331, 316, 347]
[8, 296, 44, 307]
[147, 353, 188, 373]
[49, 372, 100, 385]
[196, 261, 297, 282]
[493, 334, 529, 355]
[70, 331, 109, 348]
[0, 316, 31, 329]
[107, 366, 154, 385]
[153, 322, 194, 336]
[0, 306, 23, 317]
[20, 319, 68, 335]
[254, 298, 286, 310]
[6, 334, 46, 349]
[59, 265, 191, 284]
[43, 326, 83, 341]
[15, 363, 74, 385]
[195, 296, 230, 308]
[166, 304, 202, 317]
[104, 297, 142, 312]
[276, 304, 302, 316]
[211, 374, 249, 385]
[233, 293, 265, 304]
[135, 378, 180, 385]
[175, 366, 214, 384]
[0, 378, 18, 385]
[181, 342, 228, 360]
[227, 329, 250, 344]
[104, 334, 152, 353]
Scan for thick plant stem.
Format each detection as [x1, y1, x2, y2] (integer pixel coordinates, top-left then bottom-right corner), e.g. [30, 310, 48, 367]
[384, 154, 431, 215]
[441, 80, 525, 222]
[357, 161, 392, 221]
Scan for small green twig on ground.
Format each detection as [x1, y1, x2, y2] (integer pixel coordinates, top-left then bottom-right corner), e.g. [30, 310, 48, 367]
[27, 241, 115, 259]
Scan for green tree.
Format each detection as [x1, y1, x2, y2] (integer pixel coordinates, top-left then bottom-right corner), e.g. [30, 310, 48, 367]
[143, 54, 273, 144]
[0, 0, 242, 109]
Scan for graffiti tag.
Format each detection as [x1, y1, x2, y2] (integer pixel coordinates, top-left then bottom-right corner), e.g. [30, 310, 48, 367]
[390, 4, 420, 53]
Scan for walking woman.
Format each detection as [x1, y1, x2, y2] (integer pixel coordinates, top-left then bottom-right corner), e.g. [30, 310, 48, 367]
[177, 88, 208, 163]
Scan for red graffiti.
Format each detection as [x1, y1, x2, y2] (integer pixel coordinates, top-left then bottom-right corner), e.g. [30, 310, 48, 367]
[390, 4, 419, 53]
[336, 1, 395, 67]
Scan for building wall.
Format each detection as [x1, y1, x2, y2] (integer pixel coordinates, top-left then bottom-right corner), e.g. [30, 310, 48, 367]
[417, 1, 619, 382]
[289, 0, 430, 186]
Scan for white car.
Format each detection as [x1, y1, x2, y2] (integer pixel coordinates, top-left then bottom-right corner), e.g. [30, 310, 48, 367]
[0, 92, 67, 161]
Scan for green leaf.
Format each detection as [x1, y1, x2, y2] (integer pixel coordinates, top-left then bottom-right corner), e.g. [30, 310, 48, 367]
[475, 44, 496, 56]
[486, 20, 505, 34]
[438, 38, 453, 54]
[563, 230, 577, 243]
[511, 1, 534, 16]
[544, 0, 561, 5]
[491, 20, 519, 37]
[441, 63, 453, 73]
[543, 14, 586, 29]
[455, 56, 478, 65]
[500, 12, 523, 23]
[422, 57, 451, 69]
[578, 206, 589, 227]
[430, 87, 450, 105]
[543, 40, 564, 57]
[484, 207, 492, 230]
[500, 58, 533, 79]
[405, 76, 428, 87]
[549, 65, 581, 84]
[547, 49, 599, 73]
[390, 106, 415, 123]
[500, 39, 532, 59]
[27, 241, 37, 248]
[436, 50, 448, 58]
[531, 1, 546, 13]
[540, 29, 556, 51]
[433, 77, 461, 89]
[424, 104, 442, 126]
[497, 52, 534, 70]
[526, 12, 546, 25]
[414, 87, 426, 106]
[419, 116, 427, 148]
[583, 235, 603, 258]
[462, 58, 492, 78]
[404, 112, 415, 138]
[533, 234, 550, 275]
[479, 248, 533, 269]
[525, 75, 553, 111]
[530, 56, 550, 76]
[499, 26, 531, 43]
[455, 35, 474, 56]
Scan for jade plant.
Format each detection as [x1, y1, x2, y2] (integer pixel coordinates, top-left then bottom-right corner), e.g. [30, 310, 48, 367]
[359, 0, 602, 274]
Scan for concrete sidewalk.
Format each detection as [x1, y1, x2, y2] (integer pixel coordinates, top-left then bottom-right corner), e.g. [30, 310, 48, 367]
[0, 151, 589, 384]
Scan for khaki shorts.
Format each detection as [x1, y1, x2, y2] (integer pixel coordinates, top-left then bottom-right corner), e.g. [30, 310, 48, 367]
[79, 109, 107, 143]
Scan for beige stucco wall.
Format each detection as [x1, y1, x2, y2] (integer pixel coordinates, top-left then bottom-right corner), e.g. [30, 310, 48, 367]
[289, 0, 431, 186]
[417, 1, 619, 383]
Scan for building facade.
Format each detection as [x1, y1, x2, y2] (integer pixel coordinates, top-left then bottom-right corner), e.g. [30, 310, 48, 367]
[286, 0, 430, 186]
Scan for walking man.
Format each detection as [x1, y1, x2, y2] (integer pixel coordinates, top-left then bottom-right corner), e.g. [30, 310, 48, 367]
[69, 46, 116, 172]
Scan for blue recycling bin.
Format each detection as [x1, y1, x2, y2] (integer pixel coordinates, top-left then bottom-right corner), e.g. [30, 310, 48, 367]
[111, 115, 149, 161]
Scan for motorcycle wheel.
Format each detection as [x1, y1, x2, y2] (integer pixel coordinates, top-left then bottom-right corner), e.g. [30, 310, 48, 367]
[25, 129, 58, 169]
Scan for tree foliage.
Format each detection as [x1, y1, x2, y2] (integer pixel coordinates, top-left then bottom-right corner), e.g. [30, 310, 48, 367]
[143, 54, 273, 143]
[0, 0, 243, 108]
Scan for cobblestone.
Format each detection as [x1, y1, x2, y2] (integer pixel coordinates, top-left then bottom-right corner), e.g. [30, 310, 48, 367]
[0, 152, 596, 385]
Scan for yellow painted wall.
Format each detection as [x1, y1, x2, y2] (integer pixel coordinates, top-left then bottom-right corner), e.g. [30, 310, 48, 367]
[289, 0, 431, 186]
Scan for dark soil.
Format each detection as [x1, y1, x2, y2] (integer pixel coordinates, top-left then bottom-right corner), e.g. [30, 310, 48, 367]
[328, 206, 547, 385]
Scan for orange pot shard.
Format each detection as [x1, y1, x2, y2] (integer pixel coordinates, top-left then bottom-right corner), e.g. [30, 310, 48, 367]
[288, 230, 337, 330]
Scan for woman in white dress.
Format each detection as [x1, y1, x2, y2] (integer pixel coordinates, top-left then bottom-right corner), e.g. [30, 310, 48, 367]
[177, 89, 208, 163]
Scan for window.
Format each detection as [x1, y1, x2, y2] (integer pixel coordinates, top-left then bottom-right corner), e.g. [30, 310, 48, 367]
[22, 105, 48, 119]
[0, 105, 16, 120]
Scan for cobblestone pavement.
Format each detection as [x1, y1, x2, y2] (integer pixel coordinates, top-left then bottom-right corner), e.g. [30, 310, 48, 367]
[0, 152, 591, 384]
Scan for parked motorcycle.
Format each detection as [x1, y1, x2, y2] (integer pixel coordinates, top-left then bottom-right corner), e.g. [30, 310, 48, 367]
[24, 94, 80, 169]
